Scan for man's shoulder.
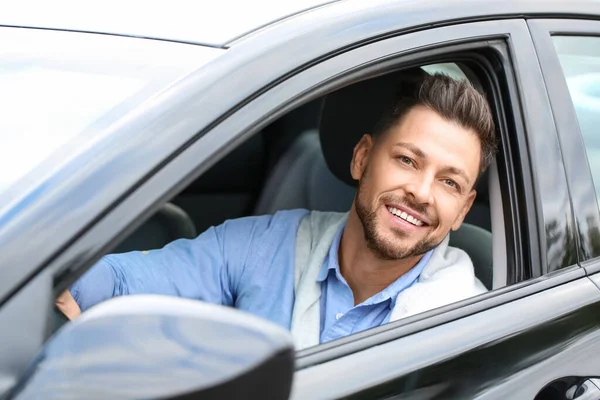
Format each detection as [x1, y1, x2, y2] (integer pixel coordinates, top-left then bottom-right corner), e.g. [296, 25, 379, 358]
[222, 209, 311, 228]
[217, 209, 312, 242]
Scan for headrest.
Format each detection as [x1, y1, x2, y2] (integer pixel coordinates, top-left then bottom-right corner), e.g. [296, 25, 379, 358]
[319, 67, 428, 186]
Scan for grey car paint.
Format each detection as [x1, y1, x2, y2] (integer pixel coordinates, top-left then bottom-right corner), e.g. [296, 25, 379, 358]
[0, 0, 338, 46]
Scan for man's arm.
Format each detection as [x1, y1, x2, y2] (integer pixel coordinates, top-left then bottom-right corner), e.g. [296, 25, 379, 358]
[55, 209, 309, 322]
[55, 290, 81, 319]
[56, 221, 242, 318]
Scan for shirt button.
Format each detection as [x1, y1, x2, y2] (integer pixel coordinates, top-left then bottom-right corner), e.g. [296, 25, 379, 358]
[335, 313, 344, 320]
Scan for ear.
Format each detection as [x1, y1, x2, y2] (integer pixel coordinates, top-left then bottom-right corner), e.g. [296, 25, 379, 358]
[350, 134, 374, 181]
[451, 189, 477, 231]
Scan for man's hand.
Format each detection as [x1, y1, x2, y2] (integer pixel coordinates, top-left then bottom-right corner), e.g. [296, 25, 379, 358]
[55, 290, 81, 320]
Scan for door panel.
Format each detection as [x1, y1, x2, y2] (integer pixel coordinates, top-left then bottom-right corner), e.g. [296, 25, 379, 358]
[587, 272, 600, 291]
[291, 276, 600, 399]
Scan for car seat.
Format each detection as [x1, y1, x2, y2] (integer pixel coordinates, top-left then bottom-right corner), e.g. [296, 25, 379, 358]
[114, 202, 197, 253]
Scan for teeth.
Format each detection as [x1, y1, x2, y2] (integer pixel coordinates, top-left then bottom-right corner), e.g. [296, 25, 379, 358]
[387, 206, 424, 227]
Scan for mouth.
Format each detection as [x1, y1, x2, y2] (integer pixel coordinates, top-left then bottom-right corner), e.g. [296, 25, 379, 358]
[386, 205, 428, 227]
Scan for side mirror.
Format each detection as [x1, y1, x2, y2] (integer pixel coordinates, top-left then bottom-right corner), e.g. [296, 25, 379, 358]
[7, 296, 295, 400]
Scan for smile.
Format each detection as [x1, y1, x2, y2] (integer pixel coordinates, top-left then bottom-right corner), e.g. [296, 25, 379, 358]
[386, 206, 425, 227]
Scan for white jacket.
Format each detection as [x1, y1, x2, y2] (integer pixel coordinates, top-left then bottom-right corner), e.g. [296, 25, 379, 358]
[291, 211, 486, 350]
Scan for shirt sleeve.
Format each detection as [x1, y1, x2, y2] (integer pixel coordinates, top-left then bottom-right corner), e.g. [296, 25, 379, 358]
[70, 213, 297, 312]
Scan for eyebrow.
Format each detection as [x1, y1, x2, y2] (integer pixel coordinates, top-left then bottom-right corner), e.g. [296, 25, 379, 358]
[393, 142, 426, 158]
[393, 142, 472, 186]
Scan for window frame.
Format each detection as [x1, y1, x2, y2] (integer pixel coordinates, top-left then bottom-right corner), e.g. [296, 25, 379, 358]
[528, 19, 600, 271]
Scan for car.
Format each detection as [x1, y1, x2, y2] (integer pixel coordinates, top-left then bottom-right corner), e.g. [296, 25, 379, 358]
[1, 0, 600, 399]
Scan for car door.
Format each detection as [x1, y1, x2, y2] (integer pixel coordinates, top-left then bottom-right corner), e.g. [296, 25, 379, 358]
[283, 17, 600, 400]
[175, 12, 600, 398]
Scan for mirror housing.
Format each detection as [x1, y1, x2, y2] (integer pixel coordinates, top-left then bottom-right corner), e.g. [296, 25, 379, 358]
[7, 295, 295, 400]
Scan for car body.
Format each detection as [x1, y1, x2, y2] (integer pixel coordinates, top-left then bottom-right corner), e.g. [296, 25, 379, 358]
[2, 0, 600, 399]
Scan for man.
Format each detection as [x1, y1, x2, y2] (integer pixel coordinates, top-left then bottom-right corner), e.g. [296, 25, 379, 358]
[57, 73, 497, 349]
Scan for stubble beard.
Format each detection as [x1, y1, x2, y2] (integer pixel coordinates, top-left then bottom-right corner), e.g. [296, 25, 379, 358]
[354, 180, 441, 261]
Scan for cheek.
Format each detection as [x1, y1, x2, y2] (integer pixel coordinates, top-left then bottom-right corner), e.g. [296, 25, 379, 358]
[363, 162, 398, 195]
[432, 190, 465, 226]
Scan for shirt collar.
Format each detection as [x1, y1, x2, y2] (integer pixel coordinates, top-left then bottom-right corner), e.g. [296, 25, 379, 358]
[316, 221, 345, 283]
[316, 222, 434, 306]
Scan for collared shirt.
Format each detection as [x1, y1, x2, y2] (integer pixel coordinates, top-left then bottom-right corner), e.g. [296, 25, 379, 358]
[71, 209, 432, 344]
[318, 222, 431, 343]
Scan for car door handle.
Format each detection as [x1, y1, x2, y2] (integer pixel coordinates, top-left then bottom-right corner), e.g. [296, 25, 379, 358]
[566, 379, 600, 400]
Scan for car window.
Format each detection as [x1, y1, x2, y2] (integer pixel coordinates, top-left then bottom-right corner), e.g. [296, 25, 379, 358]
[421, 63, 469, 81]
[0, 27, 220, 206]
[0, 62, 144, 192]
[60, 61, 502, 334]
[553, 36, 600, 203]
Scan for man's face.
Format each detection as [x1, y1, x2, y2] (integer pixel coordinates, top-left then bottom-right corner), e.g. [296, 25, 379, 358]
[351, 105, 481, 260]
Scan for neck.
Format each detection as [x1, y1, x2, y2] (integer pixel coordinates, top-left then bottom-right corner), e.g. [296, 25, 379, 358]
[339, 208, 423, 305]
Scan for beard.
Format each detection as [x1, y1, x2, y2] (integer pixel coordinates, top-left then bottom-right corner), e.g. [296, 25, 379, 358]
[354, 179, 442, 261]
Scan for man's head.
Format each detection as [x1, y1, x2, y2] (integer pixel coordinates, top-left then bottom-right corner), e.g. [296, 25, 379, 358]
[350, 72, 497, 260]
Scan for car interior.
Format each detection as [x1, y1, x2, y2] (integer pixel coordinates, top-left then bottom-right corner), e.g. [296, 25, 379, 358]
[109, 61, 507, 315]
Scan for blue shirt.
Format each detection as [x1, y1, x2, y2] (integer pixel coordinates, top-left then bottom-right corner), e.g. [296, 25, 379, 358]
[71, 209, 431, 344]
[318, 222, 431, 342]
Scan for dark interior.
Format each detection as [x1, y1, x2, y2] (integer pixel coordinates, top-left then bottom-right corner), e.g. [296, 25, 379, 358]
[116, 64, 495, 289]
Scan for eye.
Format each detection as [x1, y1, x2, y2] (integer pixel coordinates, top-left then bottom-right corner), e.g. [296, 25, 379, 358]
[443, 178, 459, 189]
[397, 155, 414, 166]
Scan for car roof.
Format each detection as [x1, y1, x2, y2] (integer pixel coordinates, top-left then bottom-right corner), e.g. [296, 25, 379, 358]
[0, 0, 339, 47]
[3, 0, 600, 48]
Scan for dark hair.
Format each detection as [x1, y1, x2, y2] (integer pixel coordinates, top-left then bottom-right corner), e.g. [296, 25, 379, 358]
[372, 72, 497, 176]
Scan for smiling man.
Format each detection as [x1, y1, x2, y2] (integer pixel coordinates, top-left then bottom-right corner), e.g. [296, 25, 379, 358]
[57, 73, 497, 349]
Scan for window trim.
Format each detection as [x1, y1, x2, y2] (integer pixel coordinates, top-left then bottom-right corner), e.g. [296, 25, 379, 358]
[528, 19, 600, 270]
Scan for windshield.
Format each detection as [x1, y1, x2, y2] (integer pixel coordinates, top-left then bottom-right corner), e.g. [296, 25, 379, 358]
[0, 27, 220, 205]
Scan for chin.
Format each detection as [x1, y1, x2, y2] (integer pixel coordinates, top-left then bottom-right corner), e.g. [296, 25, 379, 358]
[370, 232, 416, 259]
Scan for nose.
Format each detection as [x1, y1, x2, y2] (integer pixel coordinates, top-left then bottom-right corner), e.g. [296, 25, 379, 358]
[405, 173, 434, 205]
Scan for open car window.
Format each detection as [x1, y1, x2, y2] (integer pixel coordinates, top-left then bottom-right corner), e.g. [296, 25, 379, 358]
[56, 57, 512, 346]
